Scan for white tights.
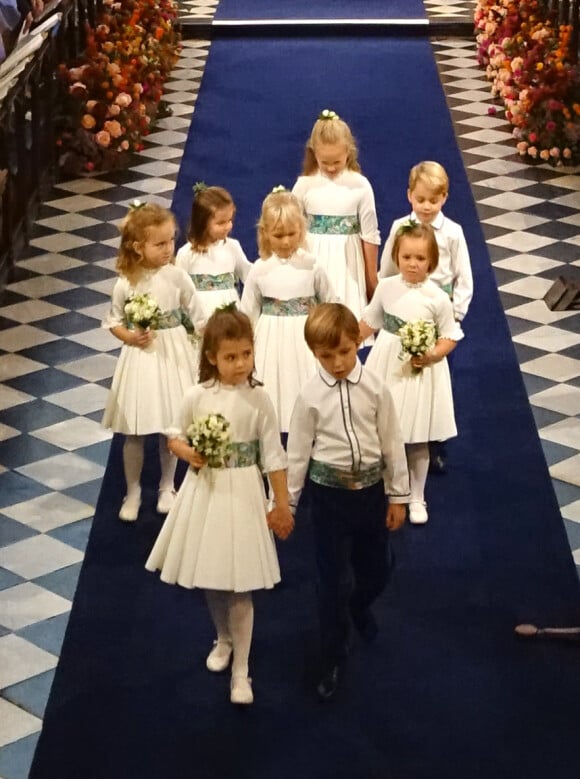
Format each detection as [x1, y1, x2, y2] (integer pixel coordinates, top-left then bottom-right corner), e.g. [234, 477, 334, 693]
[122, 434, 177, 497]
[406, 442, 430, 504]
[205, 590, 254, 678]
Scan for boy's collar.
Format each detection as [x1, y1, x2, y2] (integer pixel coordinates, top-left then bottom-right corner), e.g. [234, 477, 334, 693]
[410, 210, 444, 230]
[319, 358, 363, 387]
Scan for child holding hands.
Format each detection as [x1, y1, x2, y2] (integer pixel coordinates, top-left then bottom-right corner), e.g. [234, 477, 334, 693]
[360, 222, 462, 525]
[292, 110, 380, 321]
[287, 303, 409, 700]
[102, 203, 205, 522]
[146, 307, 293, 706]
[241, 188, 334, 432]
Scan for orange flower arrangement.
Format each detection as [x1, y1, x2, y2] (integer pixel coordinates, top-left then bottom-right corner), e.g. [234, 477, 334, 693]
[475, 0, 580, 164]
[56, 0, 180, 174]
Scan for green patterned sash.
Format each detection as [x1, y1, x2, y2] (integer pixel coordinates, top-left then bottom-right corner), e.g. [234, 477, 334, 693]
[126, 308, 182, 330]
[191, 272, 236, 291]
[262, 296, 317, 316]
[308, 214, 360, 235]
[383, 312, 406, 334]
[438, 282, 453, 299]
[309, 459, 383, 490]
[222, 440, 260, 469]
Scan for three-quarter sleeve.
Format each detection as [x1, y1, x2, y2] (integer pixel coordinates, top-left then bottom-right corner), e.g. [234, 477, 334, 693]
[232, 240, 253, 284]
[360, 282, 386, 330]
[240, 268, 263, 327]
[257, 390, 287, 473]
[102, 278, 129, 329]
[358, 178, 380, 245]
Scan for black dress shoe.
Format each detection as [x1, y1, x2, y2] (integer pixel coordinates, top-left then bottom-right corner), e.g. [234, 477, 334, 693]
[317, 665, 340, 701]
[350, 607, 378, 643]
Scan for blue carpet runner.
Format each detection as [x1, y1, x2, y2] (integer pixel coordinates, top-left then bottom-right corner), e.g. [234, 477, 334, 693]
[31, 36, 580, 779]
[214, 0, 426, 20]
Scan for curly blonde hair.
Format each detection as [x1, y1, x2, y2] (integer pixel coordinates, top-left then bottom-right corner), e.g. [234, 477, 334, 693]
[301, 114, 361, 175]
[257, 190, 307, 259]
[116, 204, 176, 283]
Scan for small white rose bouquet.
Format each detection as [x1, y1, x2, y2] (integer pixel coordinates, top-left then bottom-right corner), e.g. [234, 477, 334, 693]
[398, 319, 437, 375]
[187, 413, 231, 469]
[124, 293, 161, 330]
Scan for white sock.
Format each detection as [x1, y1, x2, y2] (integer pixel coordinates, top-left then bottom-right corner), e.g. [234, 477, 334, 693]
[123, 435, 144, 500]
[228, 592, 254, 679]
[158, 435, 177, 493]
[205, 590, 231, 643]
[406, 442, 430, 504]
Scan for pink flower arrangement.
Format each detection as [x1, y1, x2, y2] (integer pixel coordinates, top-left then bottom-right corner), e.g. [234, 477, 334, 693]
[475, 0, 580, 165]
[56, 0, 180, 175]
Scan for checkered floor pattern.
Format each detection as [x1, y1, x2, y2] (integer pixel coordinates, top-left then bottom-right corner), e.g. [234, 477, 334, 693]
[0, 16, 579, 779]
[178, 0, 476, 23]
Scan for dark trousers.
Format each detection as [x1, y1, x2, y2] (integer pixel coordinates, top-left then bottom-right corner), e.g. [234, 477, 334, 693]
[310, 480, 390, 668]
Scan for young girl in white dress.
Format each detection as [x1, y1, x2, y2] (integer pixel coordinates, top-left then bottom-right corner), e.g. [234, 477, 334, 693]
[176, 184, 252, 318]
[292, 109, 380, 322]
[359, 222, 463, 525]
[102, 203, 205, 522]
[146, 307, 294, 706]
[240, 189, 335, 433]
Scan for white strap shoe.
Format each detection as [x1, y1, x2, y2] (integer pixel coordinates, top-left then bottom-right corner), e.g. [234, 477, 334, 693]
[206, 639, 233, 672]
[409, 501, 428, 524]
[156, 489, 176, 514]
[230, 675, 253, 705]
[119, 493, 141, 522]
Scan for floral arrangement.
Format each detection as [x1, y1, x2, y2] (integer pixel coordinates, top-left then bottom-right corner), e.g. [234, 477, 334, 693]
[187, 413, 232, 468]
[474, 1, 580, 164]
[398, 320, 437, 375]
[56, 0, 180, 175]
[124, 292, 161, 329]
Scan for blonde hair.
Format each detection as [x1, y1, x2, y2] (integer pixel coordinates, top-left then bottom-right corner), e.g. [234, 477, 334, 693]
[304, 303, 361, 351]
[408, 161, 449, 197]
[188, 186, 235, 252]
[116, 204, 176, 283]
[199, 307, 259, 386]
[391, 222, 439, 274]
[257, 190, 307, 259]
[302, 114, 361, 175]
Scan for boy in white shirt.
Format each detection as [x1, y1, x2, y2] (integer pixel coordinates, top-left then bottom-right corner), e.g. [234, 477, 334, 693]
[287, 303, 409, 700]
[379, 161, 473, 472]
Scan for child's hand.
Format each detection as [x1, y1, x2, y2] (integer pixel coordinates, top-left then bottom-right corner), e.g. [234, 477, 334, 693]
[187, 449, 207, 471]
[267, 506, 295, 540]
[386, 503, 406, 531]
[129, 328, 154, 349]
[411, 348, 439, 369]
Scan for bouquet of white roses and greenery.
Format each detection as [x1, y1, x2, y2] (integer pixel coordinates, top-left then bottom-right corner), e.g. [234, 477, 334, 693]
[124, 293, 161, 330]
[187, 413, 231, 468]
[398, 319, 437, 375]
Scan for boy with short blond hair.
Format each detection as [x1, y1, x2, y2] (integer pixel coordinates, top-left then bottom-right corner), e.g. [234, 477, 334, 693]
[287, 303, 409, 700]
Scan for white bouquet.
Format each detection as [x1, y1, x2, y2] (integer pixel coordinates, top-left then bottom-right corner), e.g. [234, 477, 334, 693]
[398, 319, 437, 374]
[124, 293, 161, 330]
[187, 413, 231, 468]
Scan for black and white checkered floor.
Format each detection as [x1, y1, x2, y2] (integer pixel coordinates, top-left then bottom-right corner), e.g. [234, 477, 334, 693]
[0, 8, 579, 777]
